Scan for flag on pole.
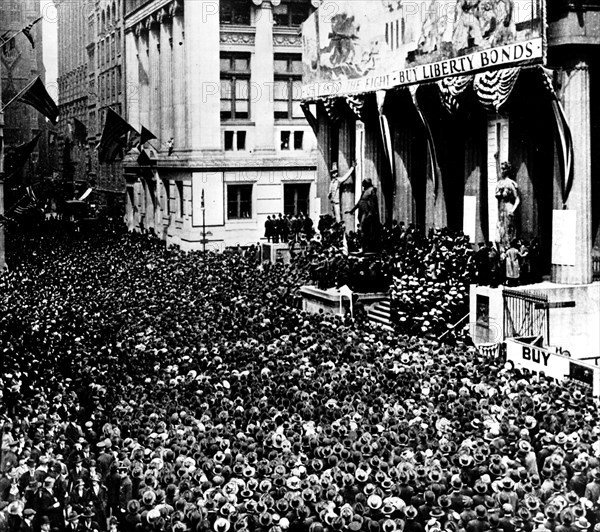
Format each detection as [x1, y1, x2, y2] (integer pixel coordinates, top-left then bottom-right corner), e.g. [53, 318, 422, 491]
[68, 117, 88, 146]
[540, 66, 574, 206]
[16, 77, 59, 124]
[4, 132, 42, 183]
[139, 126, 157, 147]
[98, 108, 138, 164]
[21, 16, 43, 49]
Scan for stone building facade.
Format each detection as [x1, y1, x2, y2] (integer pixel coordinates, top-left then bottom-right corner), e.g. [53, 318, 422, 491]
[123, 0, 318, 250]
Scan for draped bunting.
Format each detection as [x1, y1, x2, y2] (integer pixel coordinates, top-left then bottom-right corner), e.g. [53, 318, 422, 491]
[409, 86, 440, 194]
[437, 75, 472, 114]
[322, 97, 343, 124]
[375, 90, 396, 213]
[539, 66, 574, 207]
[472, 68, 521, 112]
[345, 94, 367, 122]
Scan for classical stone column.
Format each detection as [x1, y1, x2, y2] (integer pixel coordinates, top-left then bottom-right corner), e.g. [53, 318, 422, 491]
[137, 27, 150, 131]
[171, 2, 186, 151]
[125, 30, 140, 129]
[185, 0, 220, 151]
[147, 16, 161, 140]
[552, 61, 592, 284]
[159, 10, 173, 149]
[338, 115, 356, 230]
[316, 104, 332, 215]
[252, 0, 275, 152]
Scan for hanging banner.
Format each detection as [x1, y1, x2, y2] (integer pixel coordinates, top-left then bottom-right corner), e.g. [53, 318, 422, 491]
[302, 0, 545, 99]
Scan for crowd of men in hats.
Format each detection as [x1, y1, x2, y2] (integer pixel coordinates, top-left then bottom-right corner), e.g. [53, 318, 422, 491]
[2, 221, 600, 532]
[264, 215, 315, 245]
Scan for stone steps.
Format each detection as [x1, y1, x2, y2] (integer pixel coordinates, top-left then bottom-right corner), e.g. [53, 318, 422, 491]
[367, 298, 394, 332]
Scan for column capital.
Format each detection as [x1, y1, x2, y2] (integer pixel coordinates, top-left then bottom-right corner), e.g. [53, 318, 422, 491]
[169, 0, 183, 18]
[156, 8, 172, 25]
[252, 0, 280, 7]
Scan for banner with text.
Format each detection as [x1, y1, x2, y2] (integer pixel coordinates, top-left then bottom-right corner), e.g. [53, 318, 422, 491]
[302, 0, 545, 99]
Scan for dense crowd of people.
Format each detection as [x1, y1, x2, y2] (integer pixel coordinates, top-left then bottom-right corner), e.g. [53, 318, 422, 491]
[1, 221, 599, 532]
[302, 219, 474, 337]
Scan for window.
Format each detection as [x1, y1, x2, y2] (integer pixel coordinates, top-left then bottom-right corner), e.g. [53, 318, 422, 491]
[176, 181, 184, 217]
[227, 184, 252, 219]
[274, 54, 303, 120]
[224, 131, 246, 151]
[294, 131, 304, 150]
[221, 53, 251, 120]
[220, 0, 251, 25]
[273, 1, 311, 27]
[281, 131, 290, 150]
[284, 183, 310, 216]
[280, 131, 303, 150]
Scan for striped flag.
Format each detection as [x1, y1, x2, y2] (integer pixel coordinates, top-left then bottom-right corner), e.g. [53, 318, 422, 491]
[472, 68, 521, 112]
[437, 75, 472, 114]
[22, 16, 43, 49]
[17, 77, 59, 124]
[540, 66, 574, 206]
[98, 108, 138, 164]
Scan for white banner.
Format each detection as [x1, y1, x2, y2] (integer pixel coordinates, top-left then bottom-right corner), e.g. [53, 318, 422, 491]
[302, 38, 543, 99]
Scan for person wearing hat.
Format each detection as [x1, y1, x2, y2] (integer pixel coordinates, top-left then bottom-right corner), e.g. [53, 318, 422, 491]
[584, 470, 600, 505]
[32, 477, 63, 531]
[69, 454, 90, 492]
[19, 508, 36, 532]
[464, 505, 489, 532]
[65, 510, 80, 532]
[328, 162, 356, 223]
[0, 440, 19, 474]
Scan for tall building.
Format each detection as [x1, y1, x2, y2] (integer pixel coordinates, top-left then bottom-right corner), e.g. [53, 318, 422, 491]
[123, 0, 318, 250]
[57, 0, 126, 214]
[1, 0, 48, 185]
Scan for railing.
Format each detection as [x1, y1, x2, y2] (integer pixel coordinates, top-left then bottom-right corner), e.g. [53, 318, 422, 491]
[503, 289, 549, 342]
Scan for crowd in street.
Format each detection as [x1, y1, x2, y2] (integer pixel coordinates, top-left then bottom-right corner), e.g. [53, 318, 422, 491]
[1, 222, 599, 532]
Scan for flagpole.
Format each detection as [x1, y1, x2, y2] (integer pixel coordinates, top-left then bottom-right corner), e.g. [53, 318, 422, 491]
[0, 64, 6, 269]
[0, 77, 37, 113]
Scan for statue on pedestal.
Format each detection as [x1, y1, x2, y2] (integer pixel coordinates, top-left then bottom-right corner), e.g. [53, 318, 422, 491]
[494, 153, 520, 250]
[328, 161, 356, 222]
[346, 178, 381, 253]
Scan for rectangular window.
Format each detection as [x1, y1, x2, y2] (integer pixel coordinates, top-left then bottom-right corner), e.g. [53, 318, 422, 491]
[293, 131, 304, 150]
[274, 54, 303, 120]
[273, 1, 311, 27]
[227, 184, 252, 220]
[220, 0, 251, 25]
[176, 181, 184, 217]
[224, 131, 246, 151]
[221, 53, 251, 121]
[237, 131, 246, 151]
[284, 183, 310, 216]
[280, 131, 290, 150]
[224, 131, 234, 151]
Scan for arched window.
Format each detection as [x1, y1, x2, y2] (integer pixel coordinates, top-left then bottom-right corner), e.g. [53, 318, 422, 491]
[101, 11, 106, 33]
[107, 5, 111, 28]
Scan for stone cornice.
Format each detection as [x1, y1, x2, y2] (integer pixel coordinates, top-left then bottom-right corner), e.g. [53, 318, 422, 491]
[220, 26, 256, 45]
